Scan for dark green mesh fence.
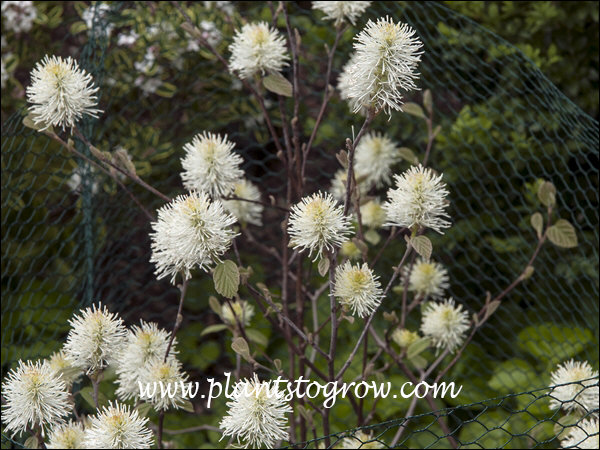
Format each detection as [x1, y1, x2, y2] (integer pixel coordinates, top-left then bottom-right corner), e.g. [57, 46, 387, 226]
[1, 1, 598, 448]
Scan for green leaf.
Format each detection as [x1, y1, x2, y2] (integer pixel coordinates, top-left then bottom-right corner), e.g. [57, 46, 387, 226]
[517, 323, 593, 363]
[208, 296, 222, 315]
[411, 235, 432, 261]
[407, 337, 431, 359]
[263, 72, 293, 97]
[155, 82, 177, 98]
[408, 354, 428, 370]
[231, 337, 251, 361]
[245, 329, 268, 347]
[402, 102, 426, 119]
[547, 219, 578, 248]
[213, 260, 240, 298]
[135, 402, 153, 418]
[201, 324, 228, 336]
[482, 299, 501, 322]
[530, 212, 543, 239]
[423, 89, 433, 115]
[23, 113, 52, 133]
[274, 359, 282, 372]
[521, 266, 535, 281]
[537, 181, 556, 207]
[364, 229, 381, 245]
[318, 257, 330, 277]
[398, 147, 419, 164]
[181, 399, 195, 413]
[78, 386, 108, 409]
[488, 358, 537, 395]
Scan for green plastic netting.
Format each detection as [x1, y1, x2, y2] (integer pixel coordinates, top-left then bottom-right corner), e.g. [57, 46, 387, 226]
[1, 1, 598, 448]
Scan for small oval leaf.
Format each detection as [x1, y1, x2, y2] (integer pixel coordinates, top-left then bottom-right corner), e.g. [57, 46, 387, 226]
[201, 324, 228, 336]
[402, 102, 426, 119]
[318, 257, 330, 277]
[411, 235, 432, 261]
[231, 337, 251, 361]
[214, 260, 240, 299]
[263, 72, 293, 97]
[407, 337, 431, 359]
[530, 212, 543, 239]
[537, 181, 556, 207]
[547, 219, 578, 248]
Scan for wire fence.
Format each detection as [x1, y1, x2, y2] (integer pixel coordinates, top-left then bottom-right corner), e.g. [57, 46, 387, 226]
[1, 1, 598, 448]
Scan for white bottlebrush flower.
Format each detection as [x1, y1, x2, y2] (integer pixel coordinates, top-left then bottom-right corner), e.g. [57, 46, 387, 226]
[391, 328, 420, 349]
[420, 298, 469, 353]
[63, 303, 127, 375]
[560, 419, 599, 449]
[384, 164, 451, 233]
[354, 132, 400, 188]
[220, 374, 292, 449]
[288, 191, 353, 261]
[222, 178, 263, 226]
[229, 22, 289, 79]
[550, 360, 599, 414]
[47, 350, 82, 387]
[115, 321, 174, 401]
[1, 1, 37, 33]
[181, 132, 244, 199]
[138, 357, 188, 411]
[340, 430, 385, 449]
[334, 261, 383, 318]
[1, 360, 70, 437]
[403, 258, 450, 299]
[330, 169, 369, 203]
[150, 191, 238, 283]
[221, 300, 255, 327]
[312, 2, 371, 26]
[46, 420, 85, 449]
[360, 200, 387, 229]
[345, 16, 423, 116]
[26, 55, 102, 131]
[83, 401, 153, 449]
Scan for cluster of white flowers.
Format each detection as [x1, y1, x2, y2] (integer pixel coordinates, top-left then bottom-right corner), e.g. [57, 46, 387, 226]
[138, 357, 188, 411]
[117, 30, 139, 46]
[1, 54, 10, 88]
[288, 191, 353, 261]
[26, 55, 102, 131]
[1, 1, 37, 33]
[354, 132, 401, 188]
[229, 22, 289, 79]
[203, 0, 235, 16]
[312, 1, 371, 26]
[115, 321, 175, 402]
[334, 261, 382, 318]
[84, 401, 153, 449]
[384, 164, 451, 233]
[67, 164, 100, 196]
[1, 360, 71, 437]
[340, 430, 385, 449]
[550, 359, 599, 414]
[47, 350, 82, 387]
[150, 191, 238, 283]
[46, 420, 86, 449]
[222, 178, 264, 226]
[221, 299, 255, 327]
[403, 258, 450, 299]
[63, 303, 127, 374]
[560, 418, 599, 449]
[181, 132, 244, 198]
[82, 2, 114, 38]
[187, 20, 223, 50]
[343, 16, 423, 116]
[220, 374, 292, 448]
[420, 298, 469, 353]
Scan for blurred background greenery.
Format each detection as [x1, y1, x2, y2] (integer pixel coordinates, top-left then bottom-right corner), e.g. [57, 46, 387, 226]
[1, 1, 598, 448]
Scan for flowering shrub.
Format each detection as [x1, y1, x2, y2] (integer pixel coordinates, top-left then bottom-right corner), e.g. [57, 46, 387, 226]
[1, 2, 597, 449]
